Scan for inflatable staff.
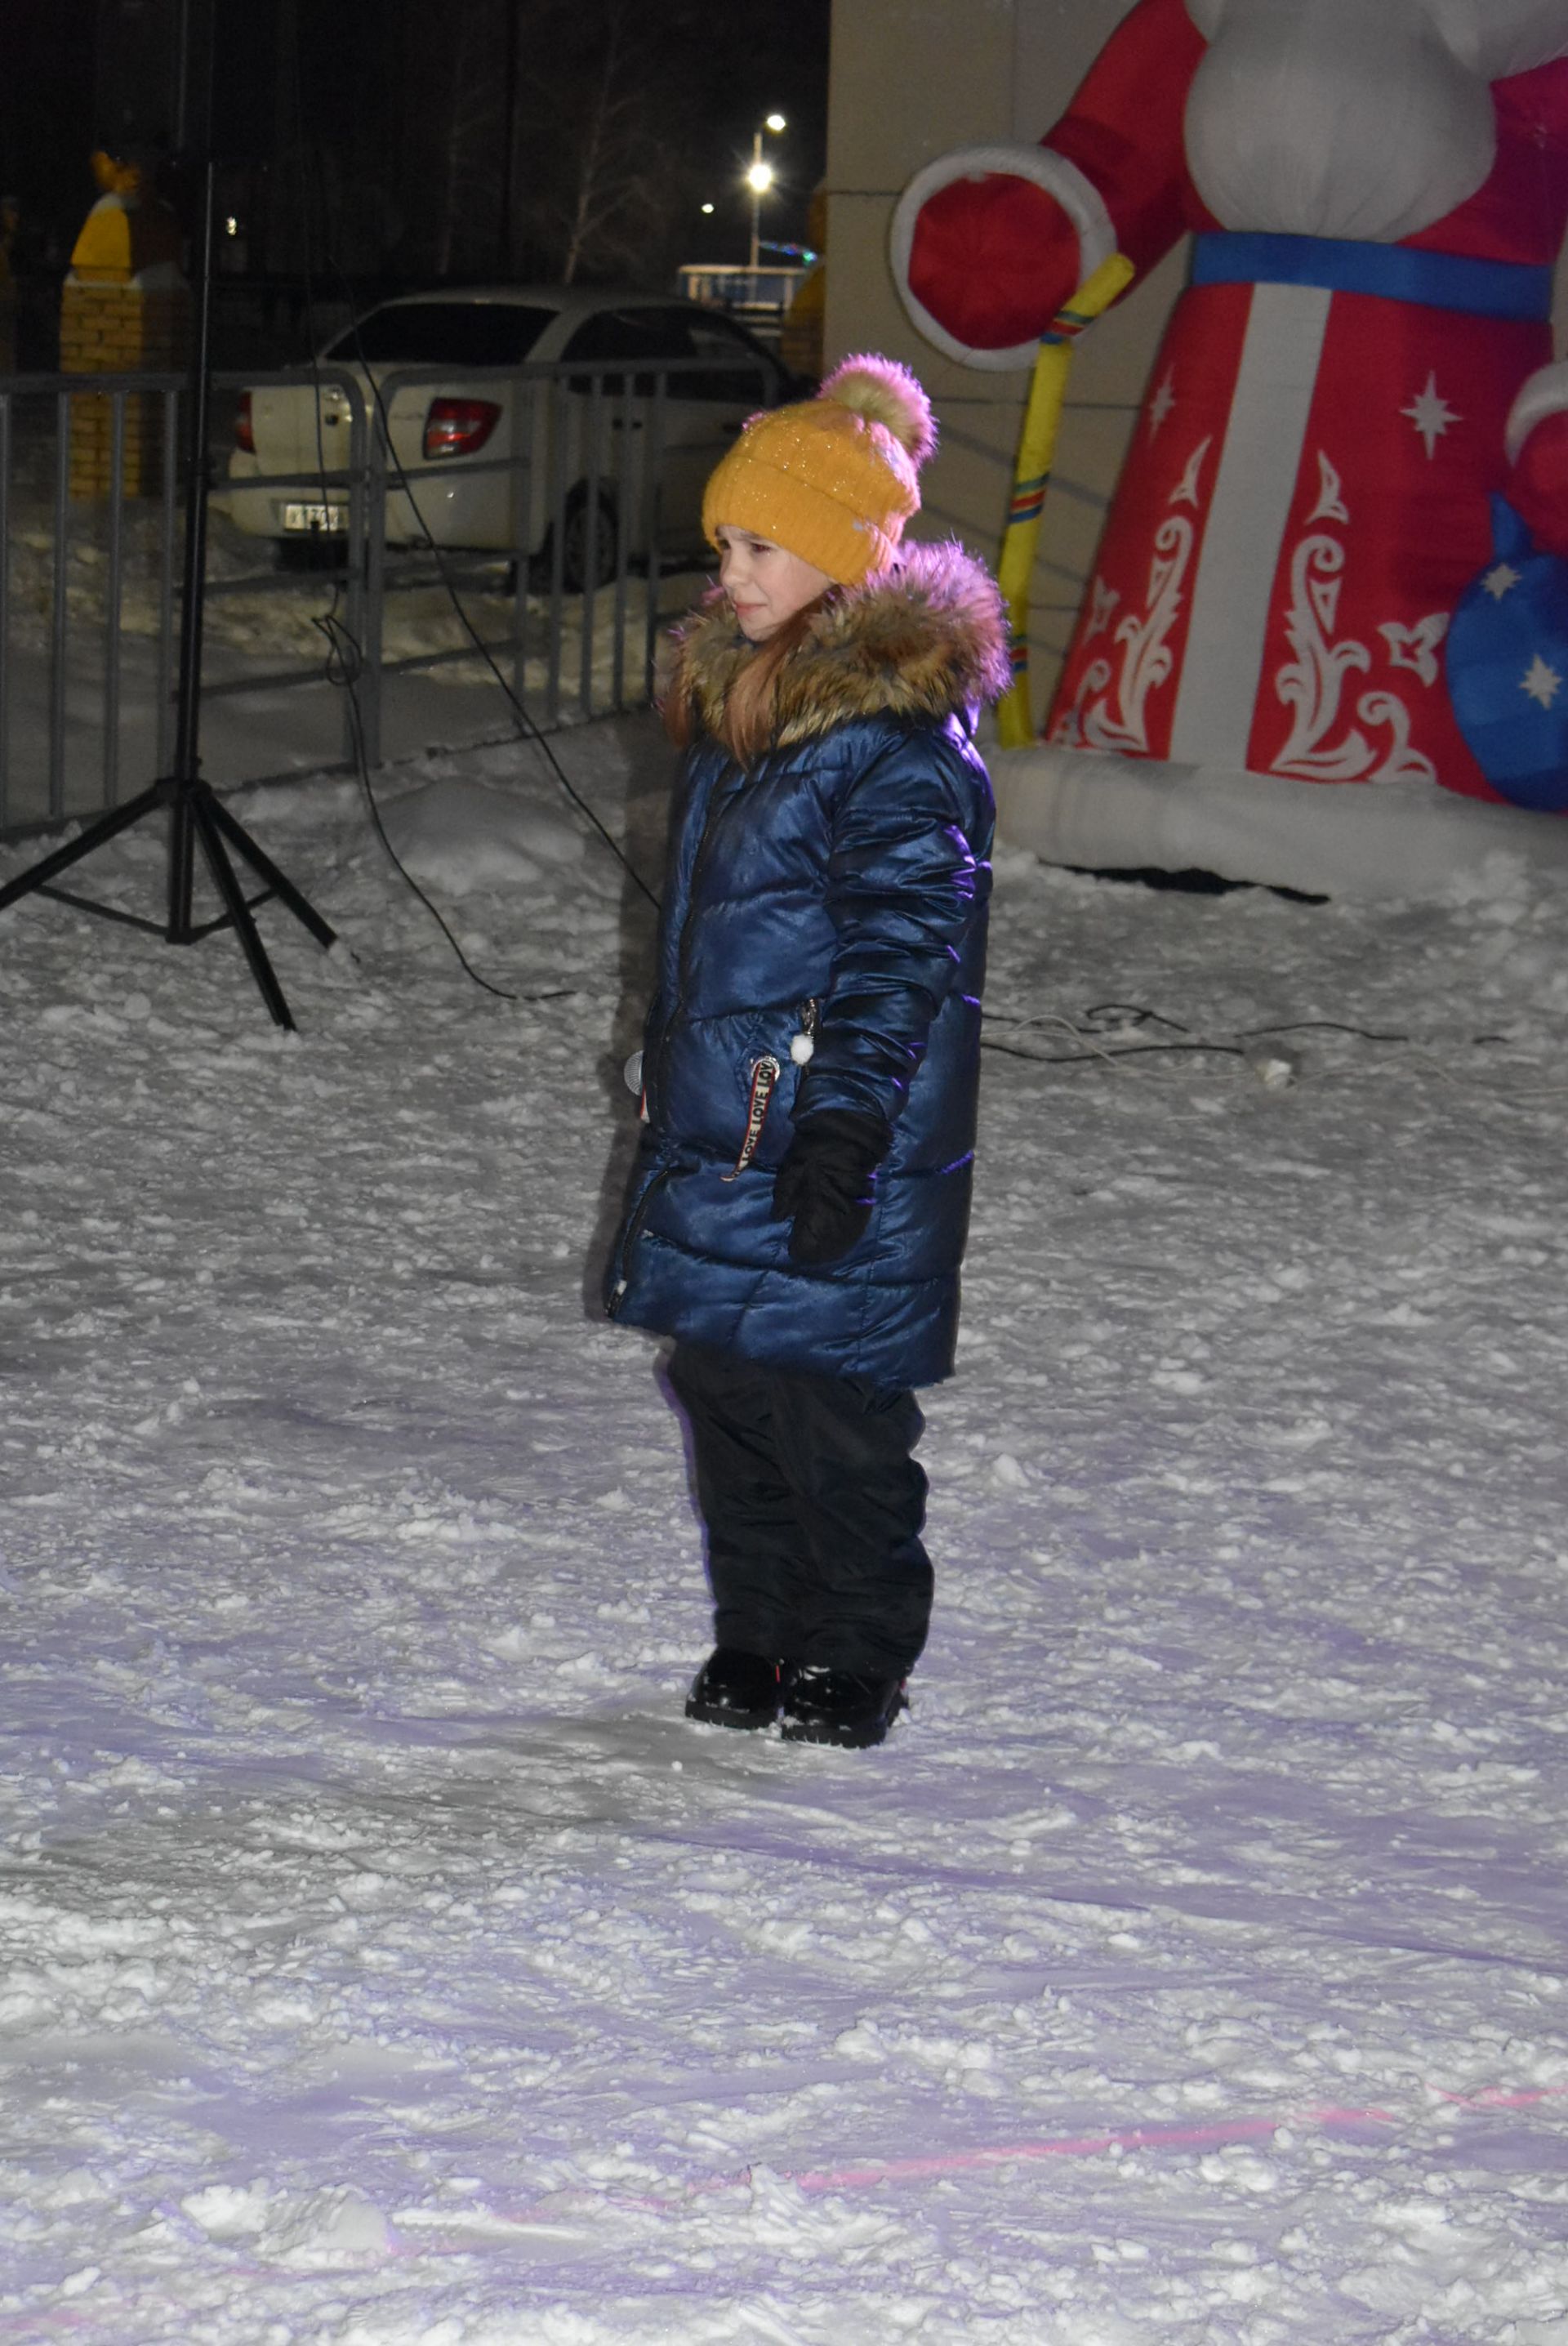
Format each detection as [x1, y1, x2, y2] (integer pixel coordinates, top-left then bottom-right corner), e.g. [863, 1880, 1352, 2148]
[996, 252, 1134, 748]
[893, 0, 1568, 894]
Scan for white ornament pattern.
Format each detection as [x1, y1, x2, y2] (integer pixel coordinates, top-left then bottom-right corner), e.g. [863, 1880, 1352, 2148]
[1272, 537, 1376, 777]
[1356, 691, 1441, 783]
[1058, 441, 1213, 755]
[1082, 576, 1120, 643]
[1268, 459, 1437, 786]
[1379, 613, 1449, 687]
[1169, 435, 1213, 510]
[1074, 517, 1198, 754]
[1307, 452, 1351, 526]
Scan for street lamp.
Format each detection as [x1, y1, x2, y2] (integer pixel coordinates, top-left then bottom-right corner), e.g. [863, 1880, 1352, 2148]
[746, 113, 786, 275]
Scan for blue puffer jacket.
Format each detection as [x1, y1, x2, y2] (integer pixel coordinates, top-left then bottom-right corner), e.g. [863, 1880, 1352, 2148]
[606, 541, 1009, 1389]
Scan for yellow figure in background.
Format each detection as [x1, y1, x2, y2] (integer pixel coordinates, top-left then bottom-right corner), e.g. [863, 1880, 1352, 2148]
[70, 152, 184, 285]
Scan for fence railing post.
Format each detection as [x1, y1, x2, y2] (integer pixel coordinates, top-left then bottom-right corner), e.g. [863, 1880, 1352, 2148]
[358, 382, 385, 774]
[103, 391, 126, 809]
[510, 376, 534, 716]
[156, 386, 179, 778]
[49, 391, 70, 822]
[610, 372, 635, 711]
[0, 390, 11, 827]
[544, 372, 568, 732]
[642, 375, 666, 707]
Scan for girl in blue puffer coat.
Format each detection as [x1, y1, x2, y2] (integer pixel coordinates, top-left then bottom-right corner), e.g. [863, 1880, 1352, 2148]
[605, 355, 1009, 1748]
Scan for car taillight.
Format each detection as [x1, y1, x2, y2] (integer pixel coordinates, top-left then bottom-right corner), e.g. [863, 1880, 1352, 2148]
[423, 398, 501, 459]
[234, 392, 256, 453]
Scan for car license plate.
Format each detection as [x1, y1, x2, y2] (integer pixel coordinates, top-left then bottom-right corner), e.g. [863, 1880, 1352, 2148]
[283, 502, 347, 533]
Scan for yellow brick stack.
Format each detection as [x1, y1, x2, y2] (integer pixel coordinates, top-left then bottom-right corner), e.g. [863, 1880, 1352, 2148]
[61, 154, 189, 502]
[61, 281, 189, 497]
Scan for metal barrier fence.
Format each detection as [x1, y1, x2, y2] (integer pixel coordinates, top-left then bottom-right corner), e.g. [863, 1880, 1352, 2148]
[0, 352, 765, 839]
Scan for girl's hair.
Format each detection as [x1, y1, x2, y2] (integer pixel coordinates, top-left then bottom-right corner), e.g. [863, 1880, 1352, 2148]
[662, 592, 835, 768]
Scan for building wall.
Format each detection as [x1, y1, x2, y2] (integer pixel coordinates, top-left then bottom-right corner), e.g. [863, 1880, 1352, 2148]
[824, 0, 1185, 721]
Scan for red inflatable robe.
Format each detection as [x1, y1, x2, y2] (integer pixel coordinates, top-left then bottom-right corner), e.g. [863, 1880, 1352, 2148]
[895, 0, 1568, 799]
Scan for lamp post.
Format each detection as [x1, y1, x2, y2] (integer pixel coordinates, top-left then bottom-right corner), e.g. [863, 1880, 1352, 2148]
[746, 112, 786, 277]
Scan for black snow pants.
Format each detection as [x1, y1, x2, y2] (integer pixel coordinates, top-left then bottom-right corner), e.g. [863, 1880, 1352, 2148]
[666, 1341, 932, 1678]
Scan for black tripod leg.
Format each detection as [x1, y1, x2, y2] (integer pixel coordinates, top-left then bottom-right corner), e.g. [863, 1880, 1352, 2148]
[0, 781, 164, 915]
[190, 792, 296, 1031]
[167, 787, 198, 943]
[204, 793, 337, 950]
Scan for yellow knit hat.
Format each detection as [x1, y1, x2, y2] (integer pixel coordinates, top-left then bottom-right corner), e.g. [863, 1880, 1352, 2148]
[702, 354, 937, 586]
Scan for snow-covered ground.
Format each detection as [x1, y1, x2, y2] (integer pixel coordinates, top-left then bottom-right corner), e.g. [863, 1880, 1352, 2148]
[3, 710, 1568, 2344]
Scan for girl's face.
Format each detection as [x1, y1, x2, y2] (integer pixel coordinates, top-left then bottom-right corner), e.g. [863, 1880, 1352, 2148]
[714, 526, 835, 642]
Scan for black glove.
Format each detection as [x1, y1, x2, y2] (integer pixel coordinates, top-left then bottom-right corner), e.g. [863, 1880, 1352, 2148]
[769, 1109, 892, 1266]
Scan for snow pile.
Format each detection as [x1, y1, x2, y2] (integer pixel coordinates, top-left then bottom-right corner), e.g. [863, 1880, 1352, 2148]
[3, 716, 1568, 2343]
[180, 2181, 395, 2267]
[380, 776, 588, 896]
[991, 745, 1568, 901]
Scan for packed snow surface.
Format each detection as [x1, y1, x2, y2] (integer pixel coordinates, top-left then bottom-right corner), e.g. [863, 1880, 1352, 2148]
[3, 716, 1568, 2344]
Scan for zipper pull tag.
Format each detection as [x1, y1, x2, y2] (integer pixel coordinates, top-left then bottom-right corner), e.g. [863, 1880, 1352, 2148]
[723, 1055, 782, 1182]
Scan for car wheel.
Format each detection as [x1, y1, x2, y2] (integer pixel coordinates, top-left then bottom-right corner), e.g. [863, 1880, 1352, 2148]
[559, 488, 618, 592]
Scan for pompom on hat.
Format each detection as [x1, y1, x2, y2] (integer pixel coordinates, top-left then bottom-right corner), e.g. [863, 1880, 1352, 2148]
[702, 354, 937, 586]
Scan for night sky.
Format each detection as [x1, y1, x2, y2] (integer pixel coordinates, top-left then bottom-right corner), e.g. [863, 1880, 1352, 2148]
[3, 0, 833, 307]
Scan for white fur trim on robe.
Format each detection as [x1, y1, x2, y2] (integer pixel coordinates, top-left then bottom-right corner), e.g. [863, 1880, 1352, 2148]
[889, 145, 1116, 372]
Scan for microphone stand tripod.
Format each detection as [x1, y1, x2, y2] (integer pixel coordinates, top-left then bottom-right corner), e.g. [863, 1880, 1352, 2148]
[0, 126, 336, 1030]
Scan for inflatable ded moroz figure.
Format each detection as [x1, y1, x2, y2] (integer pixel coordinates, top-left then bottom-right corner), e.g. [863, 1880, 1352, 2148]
[893, 0, 1568, 882]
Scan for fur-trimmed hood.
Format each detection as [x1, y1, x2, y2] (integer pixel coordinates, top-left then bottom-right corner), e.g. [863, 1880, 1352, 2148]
[671, 539, 1010, 747]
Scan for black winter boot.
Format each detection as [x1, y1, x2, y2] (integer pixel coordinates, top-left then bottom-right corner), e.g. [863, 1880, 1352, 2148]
[781, 1665, 908, 1749]
[685, 1647, 782, 1729]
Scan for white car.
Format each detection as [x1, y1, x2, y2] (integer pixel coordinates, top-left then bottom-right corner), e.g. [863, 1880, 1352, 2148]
[225, 287, 801, 588]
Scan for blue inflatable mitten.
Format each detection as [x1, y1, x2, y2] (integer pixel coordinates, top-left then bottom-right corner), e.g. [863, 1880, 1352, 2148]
[1447, 496, 1568, 813]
